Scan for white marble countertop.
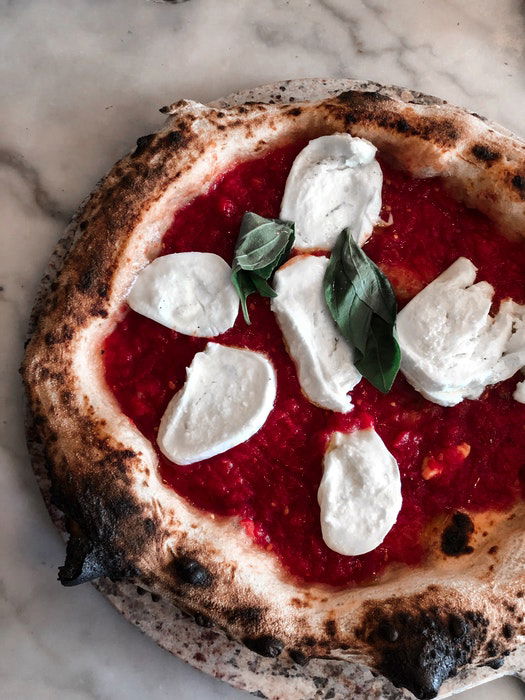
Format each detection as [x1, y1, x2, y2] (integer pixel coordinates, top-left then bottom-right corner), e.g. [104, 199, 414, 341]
[2, 1, 525, 698]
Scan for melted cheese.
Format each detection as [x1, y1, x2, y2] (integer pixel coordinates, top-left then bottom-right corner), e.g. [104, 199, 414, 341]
[397, 257, 525, 406]
[280, 133, 382, 251]
[318, 429, 402, 556]
[128, 252, 239, 337]
[157, 343, 276, 465]
[272, 255, 361, 412]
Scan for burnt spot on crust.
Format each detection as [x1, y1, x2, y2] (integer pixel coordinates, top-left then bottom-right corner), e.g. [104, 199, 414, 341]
[324, 619, 337, 637]
[395, 118, 411, 133]
[288, 648, 309, 666]
[337, 89, 391, 105]
[193, 612, 214, 628]
[77, 267, 95, 292]
[98, 283, 109, 299]
[448, 613, 467, 639]
[511, 174, 525, 198]
[226, 606, 262, 626]
[132, 134, 156, 158]
[59, 532, 137, 585]
[441, 512, 474, 556]
[365, 605, 489, 699]
[59, 534, 109, 585]
[172, 555, 213, 587]
[90, 306, 108, 318]
[502, 623, 515, 640]
[243, 635, 284, 658]
[377, 619, 399, 642]
[157, 129, 187, 151]
[329, 93, 460, 146]
[486, 656, 505, 670]
[44, 325, 73, 346]
[471, 144, 501, 164]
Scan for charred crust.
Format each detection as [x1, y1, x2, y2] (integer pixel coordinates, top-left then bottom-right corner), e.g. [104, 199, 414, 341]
[486, 657, 505, 670]
[132, 133, 156, 158]
[338, 89, 391, 105]
[502, 623, 514, 640]
[78, 267, 95, 292]
[157, 129, 186, 150]
[226, 606, 262, 626]
[471, 144, 501, 164]
[193, 612, 214, 628]
[59, 534, 107, 585]
[302, 636, 317, 647]
[511, 173, 525, 198]
[288, 649, 309, 666]
[324, 619, 337, 637]
[395, 117, 411, 133]
[59, 532, 136, 585]
[44, 325, 73, 346]
[243, 635, 284, 658]
[448, 614, 467, 639]
[172, 555, 213, 587]
[377, 619, 399, 642]
[441, 512, 474, 556]
[366, 604, 488, 699]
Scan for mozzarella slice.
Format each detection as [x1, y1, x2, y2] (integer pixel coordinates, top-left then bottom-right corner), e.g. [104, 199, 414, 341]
[397, 257, 525, 406]
[514, 380, 525, 403]
[272, 255, 361, 412]
[280, 134, 382, 251]
[318, 429, 402, 556]
[128, 252, 239, 337]
[157, 343, 276, 465]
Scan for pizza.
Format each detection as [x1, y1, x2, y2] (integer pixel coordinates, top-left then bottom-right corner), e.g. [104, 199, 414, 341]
[22, 80, 525, 699]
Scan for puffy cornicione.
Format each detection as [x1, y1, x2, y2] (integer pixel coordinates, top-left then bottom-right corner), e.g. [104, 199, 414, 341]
[397, 257, 525, 406]
[280, 134, 382, 251]
[128, 252, 239, 337]
[272, 255, 361, 412]
[318, 428, 402, 556]
[157, 343, 276, 465]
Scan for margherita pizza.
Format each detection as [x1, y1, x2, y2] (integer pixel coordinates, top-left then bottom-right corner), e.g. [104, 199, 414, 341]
[22, 80, 525, 699]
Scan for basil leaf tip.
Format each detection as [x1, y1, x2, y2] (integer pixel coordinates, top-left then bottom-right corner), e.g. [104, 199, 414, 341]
[232, 212, 294, 323]
[324, 229, 400, 393]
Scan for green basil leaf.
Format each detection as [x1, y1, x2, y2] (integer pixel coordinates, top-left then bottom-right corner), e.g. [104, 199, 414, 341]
[355, 315, 401, 393]
[330, 227, 396, 324]
[251, 274, 277, 298]
[324, 229, 400, 393]
[231, 270, 257, 324]
[232, 212, 294, 323]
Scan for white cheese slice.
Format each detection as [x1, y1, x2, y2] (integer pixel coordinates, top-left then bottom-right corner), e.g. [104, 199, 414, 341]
[514, 380, 525, 403]
[318, 429, 402, 556]
[397, 257, 525, 406]
[272, 255, 361, 412]
[280, 133, 383, 251]
[157, 343, 276, 465]
[128, 252, 239, 337]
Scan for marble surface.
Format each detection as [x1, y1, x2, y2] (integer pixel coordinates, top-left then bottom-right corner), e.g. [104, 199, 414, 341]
[2, 1, 525, 698]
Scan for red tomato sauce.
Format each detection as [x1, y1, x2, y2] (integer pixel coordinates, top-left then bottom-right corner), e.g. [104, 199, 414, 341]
[104, 143, 525, 587]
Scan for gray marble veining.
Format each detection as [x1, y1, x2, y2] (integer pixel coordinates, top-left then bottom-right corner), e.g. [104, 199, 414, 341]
[2, 1, 525, 698]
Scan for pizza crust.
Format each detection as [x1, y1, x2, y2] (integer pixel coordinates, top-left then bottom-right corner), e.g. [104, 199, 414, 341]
[22, 81, 525, 699]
